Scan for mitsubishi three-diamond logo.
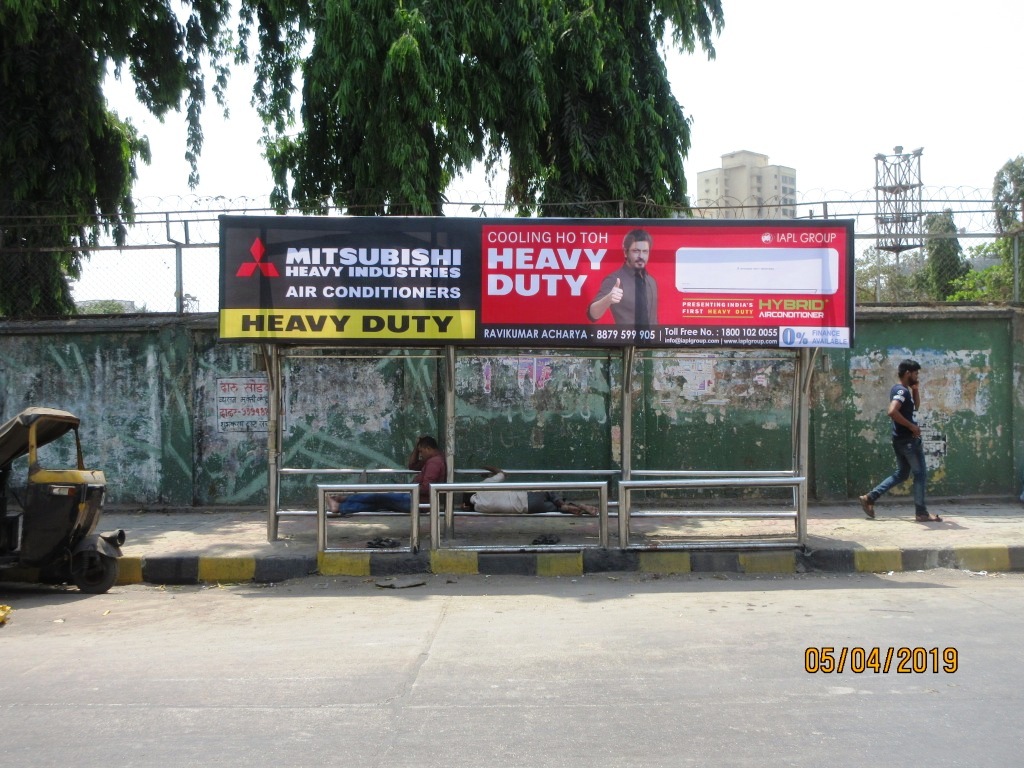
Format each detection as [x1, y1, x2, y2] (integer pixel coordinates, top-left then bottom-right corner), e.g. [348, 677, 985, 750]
[236, 237, 280, 277]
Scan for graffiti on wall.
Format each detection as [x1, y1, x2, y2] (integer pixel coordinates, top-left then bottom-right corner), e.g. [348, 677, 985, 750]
[3, 311, 1019, 505]
[648, 354, 797, 416]
[0, 335, 174, 504]
[454, 353, 615, 465]
[849, 349, 995, 473]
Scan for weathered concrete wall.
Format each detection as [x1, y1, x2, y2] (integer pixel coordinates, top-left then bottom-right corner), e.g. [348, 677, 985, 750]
[455, 352, 617, 470]
[638, 351, 796, 473]
[813, 307, 1022, 500]
[2, 307, 1022, 507]
[0, 317, 194, 505]
[192, 336, 271, 505]
[277, 351, 444, 504]
[1015, 307, 1024, 500]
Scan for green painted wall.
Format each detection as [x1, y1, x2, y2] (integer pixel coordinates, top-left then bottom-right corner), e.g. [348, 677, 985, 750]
[2, 307, 1022, 507]
[813, 309, 1020, 500]
[455, 351, 617, 471]
[277, 350, 444, 504]
[636, 351, 796, 473]
[192, 335, 273, 505]
[0, 318, 194, 505]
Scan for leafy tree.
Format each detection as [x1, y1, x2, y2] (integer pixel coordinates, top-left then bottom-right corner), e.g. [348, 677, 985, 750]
[77, 299, 145, 314]
[0, 1, 233, 319]
[528, 0, 719, 217]
[239, 0, 724, 216]
[856, 245, 928, 303]
[923, 209, 968, 300]
[855, 246, 887, 302]
[990, 156, 1024, 302]
[994, 156, 1024, 234]
[946, 241, 1014, 302]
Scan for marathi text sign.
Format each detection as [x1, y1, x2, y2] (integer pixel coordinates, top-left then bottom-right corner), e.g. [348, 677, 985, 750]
[216, 377, 269, 432]
[219, 216, 855, 349]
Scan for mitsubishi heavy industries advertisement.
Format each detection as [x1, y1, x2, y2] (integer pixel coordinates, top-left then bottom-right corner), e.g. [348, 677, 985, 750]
[219, 216, 855, 349]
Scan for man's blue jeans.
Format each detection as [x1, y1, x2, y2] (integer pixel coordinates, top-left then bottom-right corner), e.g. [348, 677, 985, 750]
[868, 437, 928, 513]
[340, 492, 414, 514]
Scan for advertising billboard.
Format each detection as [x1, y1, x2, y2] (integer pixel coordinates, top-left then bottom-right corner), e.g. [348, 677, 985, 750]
[220, 216, 855, 349]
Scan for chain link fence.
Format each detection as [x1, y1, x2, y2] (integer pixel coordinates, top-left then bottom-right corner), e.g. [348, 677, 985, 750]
[1, 187, 1021, 317]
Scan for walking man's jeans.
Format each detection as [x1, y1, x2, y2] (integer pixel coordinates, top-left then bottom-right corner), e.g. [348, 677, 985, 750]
[869, 437, 927, 512]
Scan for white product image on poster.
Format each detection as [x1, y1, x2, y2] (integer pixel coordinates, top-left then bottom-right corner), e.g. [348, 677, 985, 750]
[675, 248, 839, 294]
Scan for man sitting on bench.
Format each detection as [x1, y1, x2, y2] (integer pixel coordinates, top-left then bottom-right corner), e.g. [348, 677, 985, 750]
[327, 435, 446, 515]
[462, 467, 597, 516]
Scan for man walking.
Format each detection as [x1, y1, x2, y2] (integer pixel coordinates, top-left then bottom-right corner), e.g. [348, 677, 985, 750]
[860, 359, 942, 522]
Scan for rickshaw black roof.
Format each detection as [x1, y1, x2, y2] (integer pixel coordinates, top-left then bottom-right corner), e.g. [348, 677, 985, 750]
[0, 407, 80, 470]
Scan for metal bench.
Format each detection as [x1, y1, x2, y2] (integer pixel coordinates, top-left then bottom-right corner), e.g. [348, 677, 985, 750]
[429, 480, 610, 551]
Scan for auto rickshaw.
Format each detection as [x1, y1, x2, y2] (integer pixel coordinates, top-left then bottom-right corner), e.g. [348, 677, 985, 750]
[0, 407, 124, 593]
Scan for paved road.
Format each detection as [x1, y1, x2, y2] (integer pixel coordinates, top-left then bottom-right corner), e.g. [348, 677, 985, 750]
[2, 570, 1021, 767]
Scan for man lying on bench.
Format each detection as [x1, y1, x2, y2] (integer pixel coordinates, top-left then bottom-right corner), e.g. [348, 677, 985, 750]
[462, 467, 597, 516]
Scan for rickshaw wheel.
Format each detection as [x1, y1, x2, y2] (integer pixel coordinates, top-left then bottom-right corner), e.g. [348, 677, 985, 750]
[71, 552, 119, 594]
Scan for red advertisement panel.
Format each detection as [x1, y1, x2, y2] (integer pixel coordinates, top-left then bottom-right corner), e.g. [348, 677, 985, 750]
[479, 221, 852, 348]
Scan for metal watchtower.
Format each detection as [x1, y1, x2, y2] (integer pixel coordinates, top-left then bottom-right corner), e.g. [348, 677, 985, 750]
[874, 146, 924, 262]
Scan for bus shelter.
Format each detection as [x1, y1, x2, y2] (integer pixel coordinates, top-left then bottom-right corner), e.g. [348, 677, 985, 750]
[219, 216, 854, 554]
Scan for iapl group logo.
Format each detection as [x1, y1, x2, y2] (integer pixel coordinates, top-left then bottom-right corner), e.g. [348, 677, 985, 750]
[236, 238, 280, 278]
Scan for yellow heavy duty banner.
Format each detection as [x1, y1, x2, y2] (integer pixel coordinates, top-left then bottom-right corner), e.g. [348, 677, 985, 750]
[219, 309, 477, 341]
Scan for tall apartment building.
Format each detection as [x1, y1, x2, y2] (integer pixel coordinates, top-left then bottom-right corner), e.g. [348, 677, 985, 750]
[694, 150, 797, 219]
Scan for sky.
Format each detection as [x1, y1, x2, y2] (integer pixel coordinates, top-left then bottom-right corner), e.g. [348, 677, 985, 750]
[93, 0, 1022, 310]
[670, 0, 1021, 202]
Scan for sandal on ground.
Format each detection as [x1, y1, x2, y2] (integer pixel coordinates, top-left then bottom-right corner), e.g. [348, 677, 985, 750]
[532, 534, 561, 545]
[915, 513, 943, 523]
[858, 495, 875, 519]
[366, 536, 400, 548]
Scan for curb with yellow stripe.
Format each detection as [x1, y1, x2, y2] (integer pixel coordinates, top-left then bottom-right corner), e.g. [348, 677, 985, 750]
[6, 546, 1023, 588]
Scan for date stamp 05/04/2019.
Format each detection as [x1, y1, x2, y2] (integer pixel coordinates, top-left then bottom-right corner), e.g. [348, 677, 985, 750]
[804, 647, 958, 674]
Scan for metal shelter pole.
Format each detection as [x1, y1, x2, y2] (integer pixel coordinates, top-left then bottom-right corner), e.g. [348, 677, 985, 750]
[621, 346, 634, 482]
[796, 348, 818, 545]
[789, 349, 801, 517]
[618, 346, 635, 545]
[444, 346, 456, 483]
[265, 344, 282, 542]
[790, 349, 800, 474]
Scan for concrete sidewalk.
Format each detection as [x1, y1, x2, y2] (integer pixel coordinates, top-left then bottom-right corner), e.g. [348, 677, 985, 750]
[86, 496, 1024, 585]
